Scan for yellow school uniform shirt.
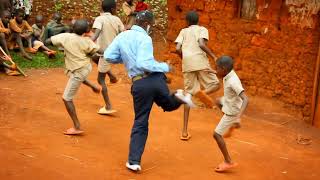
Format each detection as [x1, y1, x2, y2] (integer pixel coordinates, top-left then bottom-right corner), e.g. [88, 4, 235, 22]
[222, 70, 245, 116]
[175, 25, 211, 72]
[51, 33, 100, 71]
[92, 12, 124, 50]
[9, 18, 32, 33]
[0, 19, 10, 34]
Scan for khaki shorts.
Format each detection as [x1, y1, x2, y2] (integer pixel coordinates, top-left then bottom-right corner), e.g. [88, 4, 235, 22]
[63, 63, 92, 101]
[98, 57, 111, 73]
[215, 114, 241, 135]
[183, 69, 219, 95]
[33, 40, 44, 50]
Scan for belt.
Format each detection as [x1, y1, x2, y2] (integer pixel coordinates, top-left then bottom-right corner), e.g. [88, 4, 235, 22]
[132, 73, 149, 82]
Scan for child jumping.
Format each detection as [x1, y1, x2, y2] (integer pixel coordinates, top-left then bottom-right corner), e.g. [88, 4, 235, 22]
[175, 11, 219, 140]
[91, 0, 125, 115]
[47, 19, 102, 135]
[213, 56, 249, 172]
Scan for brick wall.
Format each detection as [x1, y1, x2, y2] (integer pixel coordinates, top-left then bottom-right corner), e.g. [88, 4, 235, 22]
[166, 0, 320, 123]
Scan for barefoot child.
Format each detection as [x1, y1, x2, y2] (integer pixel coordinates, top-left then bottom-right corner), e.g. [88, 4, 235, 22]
[175, 11, 219, 140]
[47, 19, 102, 135]
[32, 15, 56, 57]
[213, 56, 249, 172]
[9, 9, 34, 60]
[0, 10, 12, 57]
[91, 0, 125, 115]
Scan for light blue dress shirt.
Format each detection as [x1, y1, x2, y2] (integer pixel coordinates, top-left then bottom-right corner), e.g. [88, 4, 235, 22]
[104, 25, 169, 78]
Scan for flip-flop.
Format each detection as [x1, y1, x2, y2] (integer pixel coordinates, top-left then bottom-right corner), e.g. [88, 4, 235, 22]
[63, 128, 84, 135]
[215, 162, 238, 172]
[97, 107, 117, 115]
[180, 134, 192, 141]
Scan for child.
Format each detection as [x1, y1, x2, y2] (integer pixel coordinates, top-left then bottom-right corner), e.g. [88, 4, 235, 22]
[43, 12, 70, 43]
[32, 15, 56, 57]
[0, 10, 11, 57]
[91, 0, 125, 115]
[213, 56, 249, 172]
[9, 9, 34, 60]
[47, 19, 102, 135]
[135, 0, 148, 12]
[175, 11, 219, 140]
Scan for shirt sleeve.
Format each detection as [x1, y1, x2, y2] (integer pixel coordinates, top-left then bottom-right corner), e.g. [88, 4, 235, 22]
[9, 20, 22, 33]
[23, 21, 33, 32]
[92, 17, 103, 30]
[104, 36, 122, 63]
[231, 79, 245, 96]
[136, 37, 169, 73]
[175, 29, 184, 44]
[51, 33, 65, 47]
[118, 18, 125, 33]
[199, 27, 209, 40]
[84, 38, 100, 55]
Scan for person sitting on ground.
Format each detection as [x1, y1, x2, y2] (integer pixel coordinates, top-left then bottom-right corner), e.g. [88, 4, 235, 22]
[32, 15, 56, 57]
[122, 0, 136, 29]
[0, 10, 12, 57]
[91, 0, 125, 115]
[9, 9, 34, 60]
[175, 11, 220, 140]
[43, 12, 70, 43]
[135, 0, 148, 12]
[213, 55, 249, 172]
[46, 19, 103, 135]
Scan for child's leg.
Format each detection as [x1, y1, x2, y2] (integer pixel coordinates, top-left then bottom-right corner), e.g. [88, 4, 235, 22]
[106, 70, 118, 83]
[97, 72, 112, 110]
[213, 115, 239, 164]
[63, 99, 81, 129]
[199, 70, 220, 94]
[181, 72, 199, 139]
[12, 32, 32, 60]
[0, 32, 10, 55]
[83, 79, 100, 93]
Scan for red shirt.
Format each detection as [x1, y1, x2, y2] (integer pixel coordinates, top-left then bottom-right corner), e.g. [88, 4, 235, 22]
[135, 2, 148, 12]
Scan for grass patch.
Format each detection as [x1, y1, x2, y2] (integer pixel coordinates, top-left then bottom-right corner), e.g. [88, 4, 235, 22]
[11, 50, 65, 69]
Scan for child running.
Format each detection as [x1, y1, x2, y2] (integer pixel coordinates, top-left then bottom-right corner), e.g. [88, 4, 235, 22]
[213, 56, 249, 172]
[47, 19, 102, 135]
[91, 0, 125, 115]
[175, 11, 220, 140]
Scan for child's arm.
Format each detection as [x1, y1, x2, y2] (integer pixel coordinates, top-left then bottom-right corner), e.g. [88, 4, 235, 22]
[199, 38, 217, 61]
[91, 28, 101, 42]
[237, 91, 249, 118]
[175, 43, 182, 59]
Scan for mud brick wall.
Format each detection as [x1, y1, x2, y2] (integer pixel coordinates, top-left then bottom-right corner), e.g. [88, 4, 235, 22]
[166, 0, 320, 123]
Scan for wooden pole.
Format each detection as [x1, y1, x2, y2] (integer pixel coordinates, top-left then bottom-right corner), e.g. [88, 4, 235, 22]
[311, 37, 320, 124]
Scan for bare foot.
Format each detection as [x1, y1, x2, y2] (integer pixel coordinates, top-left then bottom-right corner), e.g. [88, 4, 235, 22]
[23, 54, 32, 60]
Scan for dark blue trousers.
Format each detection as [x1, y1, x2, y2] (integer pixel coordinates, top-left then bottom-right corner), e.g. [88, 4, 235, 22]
[129, 72, 182, 165]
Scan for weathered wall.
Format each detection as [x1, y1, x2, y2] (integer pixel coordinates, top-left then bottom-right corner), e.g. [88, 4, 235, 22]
[166, 0, 320, 123]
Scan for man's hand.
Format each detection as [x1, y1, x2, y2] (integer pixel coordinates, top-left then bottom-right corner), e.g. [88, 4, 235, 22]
[4, 29, 11, 35]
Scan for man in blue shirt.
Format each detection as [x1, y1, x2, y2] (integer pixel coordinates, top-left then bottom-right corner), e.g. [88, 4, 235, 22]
[104, 11, 195, 172]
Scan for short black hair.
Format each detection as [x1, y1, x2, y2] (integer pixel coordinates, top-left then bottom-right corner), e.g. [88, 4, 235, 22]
[14, 9, 25, 17]
[217, 56, 234, 71]
[53, 12, 62, 20]
[73, 19, 89, 35]
[136, 10, 154, 24]
[35, 15, 43, 23]
[186, 11, 199, 25]
[102, 0, 116, 13]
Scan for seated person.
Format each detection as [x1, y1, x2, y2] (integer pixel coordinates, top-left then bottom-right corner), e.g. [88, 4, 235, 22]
[32, 15, 56, 57]
[135, 0, 149, 12]
[43, 12, 70, 43]
[9, 9, 34, 60]
[0, 10, 11, 57]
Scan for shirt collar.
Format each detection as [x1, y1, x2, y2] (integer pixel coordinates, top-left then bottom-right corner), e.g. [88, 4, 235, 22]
[102, 12, 112, 16]
[131, 25, 148, 35]
[223, 70, 235, 82]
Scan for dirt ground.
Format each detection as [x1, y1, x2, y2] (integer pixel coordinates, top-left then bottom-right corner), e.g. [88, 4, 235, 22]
[1, 42, 320, 179]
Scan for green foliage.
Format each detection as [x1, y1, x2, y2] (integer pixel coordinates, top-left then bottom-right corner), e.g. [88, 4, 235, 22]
[54, 1, 64, 12]
[12, 51, 65, 70]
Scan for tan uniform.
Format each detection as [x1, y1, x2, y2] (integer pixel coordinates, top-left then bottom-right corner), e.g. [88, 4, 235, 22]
[215, 70, 244, 135]
[175, 25, 219, 94]
[0, 19, 10, 35]
[92, 12, 124, 73]
[51, 33, 100, 101]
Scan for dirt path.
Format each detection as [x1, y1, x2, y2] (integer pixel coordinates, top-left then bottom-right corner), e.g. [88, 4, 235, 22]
[0, 65, 319, 180]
